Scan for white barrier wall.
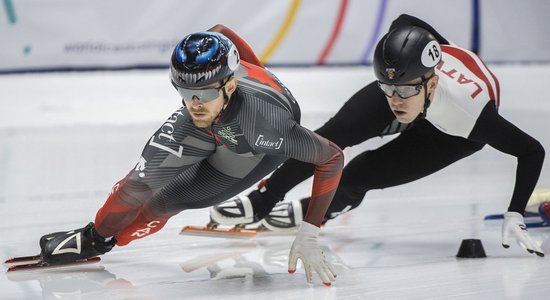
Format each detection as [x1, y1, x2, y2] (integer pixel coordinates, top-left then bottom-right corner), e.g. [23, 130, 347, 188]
[1, 0, 549, 72]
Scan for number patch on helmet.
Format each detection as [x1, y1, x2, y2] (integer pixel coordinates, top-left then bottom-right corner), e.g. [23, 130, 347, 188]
[227, 44, 240, 72]
[421, 41, 441, 68]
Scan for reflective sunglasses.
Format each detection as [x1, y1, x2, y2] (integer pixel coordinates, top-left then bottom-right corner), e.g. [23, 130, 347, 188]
[176, 79, 229, 103]
[378, 77, 431, 99]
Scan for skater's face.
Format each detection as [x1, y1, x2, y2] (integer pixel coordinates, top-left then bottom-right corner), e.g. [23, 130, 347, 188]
[183, 77, 237, 128]
[382, 75, 438, 124]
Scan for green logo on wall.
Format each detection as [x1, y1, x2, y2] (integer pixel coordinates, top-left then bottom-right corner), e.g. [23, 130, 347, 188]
[3, 0, 16, 24]
[3, 0, 31, 55]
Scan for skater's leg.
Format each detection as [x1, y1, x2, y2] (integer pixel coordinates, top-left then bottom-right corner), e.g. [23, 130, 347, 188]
[280, 120, 484, 223]
[114, 208, 173, 246]
[114, 147, 288, 245]
[325, 120, 484, 218]
[94, 177, 148, 238]
[92, 107, 216, 239]
[41, 108, 217, 262]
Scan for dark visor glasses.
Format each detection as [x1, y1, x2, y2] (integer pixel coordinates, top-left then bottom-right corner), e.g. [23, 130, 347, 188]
[378, 77, 430, 99]
[175, 79, 228, 103]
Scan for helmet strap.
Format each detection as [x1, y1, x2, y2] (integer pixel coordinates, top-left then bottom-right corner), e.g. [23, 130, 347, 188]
[216, 81, 231, 118]
[223, 88, 229, 105]
[419, 74, 432, 119]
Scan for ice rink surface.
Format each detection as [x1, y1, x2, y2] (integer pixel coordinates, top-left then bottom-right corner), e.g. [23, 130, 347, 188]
[1, 65, 550, 299]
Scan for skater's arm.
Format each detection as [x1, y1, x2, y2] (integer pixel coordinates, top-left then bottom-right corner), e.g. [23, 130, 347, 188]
[208, 24, 264, 67]
[265, 119, 344, 227]
[280, 124, 342, 285]
[469, 101, 545, 214]
[266, 81, 395, 198]
[305, 138, 343, 226]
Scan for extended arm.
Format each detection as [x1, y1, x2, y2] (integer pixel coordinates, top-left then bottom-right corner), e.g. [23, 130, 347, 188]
[251, 109, 344, 284]
[469, 101, 545, 214]
[279, 123, 343, 285]
[469, 100, 545, 256]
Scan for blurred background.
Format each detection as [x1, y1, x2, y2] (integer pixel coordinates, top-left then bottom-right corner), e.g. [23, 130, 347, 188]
[1, 0, 550, 73]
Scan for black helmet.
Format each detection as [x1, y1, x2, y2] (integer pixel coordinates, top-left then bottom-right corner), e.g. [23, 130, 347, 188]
[170, 32, 240, 89]
[373, 26, 441, 84]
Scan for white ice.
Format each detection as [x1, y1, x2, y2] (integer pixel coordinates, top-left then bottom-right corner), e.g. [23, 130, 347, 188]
[1, 65, 550, 300]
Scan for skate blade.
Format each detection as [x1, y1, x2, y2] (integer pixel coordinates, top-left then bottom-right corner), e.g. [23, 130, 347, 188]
[6, 257, 101, 272]
[180, 226, 257, 239]
[4, 255, 42, 267]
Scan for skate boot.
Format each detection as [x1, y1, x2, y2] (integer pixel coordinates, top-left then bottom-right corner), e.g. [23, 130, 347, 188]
[210, 194, 255, 226]
[210, 180, 283, 226]
[260, 198, 307, 231]
[39, 228, 80, 249]
[40, 232, 61, 250]
[40, 222, 116, 265]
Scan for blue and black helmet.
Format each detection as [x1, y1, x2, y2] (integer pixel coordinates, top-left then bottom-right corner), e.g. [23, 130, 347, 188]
[170, 32, 240, 88]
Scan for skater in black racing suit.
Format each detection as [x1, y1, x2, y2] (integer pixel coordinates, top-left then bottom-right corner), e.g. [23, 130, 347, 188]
[39, 25, 343, 286]
[211, 14, 546, 257]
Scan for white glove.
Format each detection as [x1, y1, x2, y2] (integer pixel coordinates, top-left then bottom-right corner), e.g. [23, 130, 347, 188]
[288, 221, 336, 286]
[502, 211, 544, 257]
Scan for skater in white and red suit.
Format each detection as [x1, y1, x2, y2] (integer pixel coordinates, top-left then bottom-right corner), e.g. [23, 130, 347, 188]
[212, 14, 546, 257]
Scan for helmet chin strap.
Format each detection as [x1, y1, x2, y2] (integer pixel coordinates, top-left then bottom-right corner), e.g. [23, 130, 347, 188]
[216, 87, 230, 119]
[418, 74, 432, 119]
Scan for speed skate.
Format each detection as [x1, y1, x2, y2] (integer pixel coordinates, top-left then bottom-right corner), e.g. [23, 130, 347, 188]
[180, 222, 296, 239]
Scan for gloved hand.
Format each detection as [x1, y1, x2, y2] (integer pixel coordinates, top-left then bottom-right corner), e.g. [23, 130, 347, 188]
[502, 211, 544, 257]
[288, 221, 336, 286]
